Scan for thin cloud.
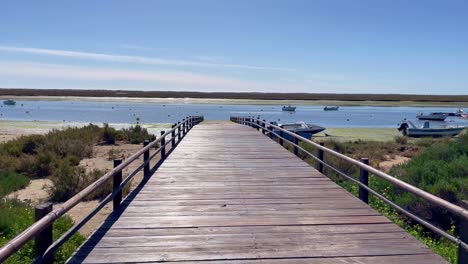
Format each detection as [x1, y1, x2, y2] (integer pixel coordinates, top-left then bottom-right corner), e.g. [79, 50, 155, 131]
[0, 45, 294, 71]
[0, 61, 296, 91]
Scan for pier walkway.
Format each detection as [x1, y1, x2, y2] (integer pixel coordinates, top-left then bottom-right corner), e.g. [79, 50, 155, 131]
[69, 121, 446, 263]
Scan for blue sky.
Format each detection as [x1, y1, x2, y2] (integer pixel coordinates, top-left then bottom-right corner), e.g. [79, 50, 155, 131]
[0, 0, 467, 94]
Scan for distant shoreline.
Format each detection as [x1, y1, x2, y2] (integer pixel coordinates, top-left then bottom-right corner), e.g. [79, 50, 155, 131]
[1, 88, 468, 107]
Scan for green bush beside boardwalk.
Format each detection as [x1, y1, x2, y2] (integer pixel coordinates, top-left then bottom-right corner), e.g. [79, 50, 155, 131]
[0, 124, 155, 263]
[296, 133, 467, 263]
[0, 199, 85, 264]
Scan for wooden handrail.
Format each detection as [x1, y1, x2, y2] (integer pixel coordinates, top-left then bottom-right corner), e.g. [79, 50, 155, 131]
[0, 116, 204, 263]
[232, 116, 467, 263]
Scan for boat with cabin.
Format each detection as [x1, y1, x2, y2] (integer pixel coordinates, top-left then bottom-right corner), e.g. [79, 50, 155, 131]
[430, 108, 465, 117]
[398, 119, 466, 137]
[272, 121, 325, 140]
[282, 105, 296, 111]
[416, 112, 448, 121]
[324, 106, 339, 111]
[3, 99, 16, 106]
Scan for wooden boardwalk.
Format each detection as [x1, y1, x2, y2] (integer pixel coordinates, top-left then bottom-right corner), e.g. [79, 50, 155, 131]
[69, 121, 446, 263]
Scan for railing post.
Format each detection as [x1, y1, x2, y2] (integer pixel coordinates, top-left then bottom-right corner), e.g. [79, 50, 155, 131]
[143, 140, 150, 176]
[182, 119, 186, 136]
[262, 120, 266, 134]
[293, 137, 299, 156]
[35, 202, 53, 264]
[318, 142, 324, 173]
[459, 218, 467, 264]
[279, 130, 284, 146]
[171, 123, 176, 148]
[178, 121, 181, 141]
[160, 131, 166, 159]
[359, 157, 369, 204]
[256, 119, 260, 131]
[269, 122, 274, 139]
[113, 159, 123, 211]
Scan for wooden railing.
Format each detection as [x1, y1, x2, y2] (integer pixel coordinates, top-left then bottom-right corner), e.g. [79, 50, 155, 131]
[0, 116, 204, 263]
[231, 116, 468, 264]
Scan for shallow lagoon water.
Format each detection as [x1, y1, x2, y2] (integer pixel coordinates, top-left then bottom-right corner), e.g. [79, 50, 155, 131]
[0, 99, 467, 128]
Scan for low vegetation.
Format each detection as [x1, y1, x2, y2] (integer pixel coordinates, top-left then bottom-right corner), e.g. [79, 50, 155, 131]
[292, 134, 467, 263]
[385, 134, 468, 229]
[0, 171, 30, 197]
[122, 125, 156, 144]
[0, 124, 154, 200]
[0, 123, 154, 263]
[0, 199, 85, 264]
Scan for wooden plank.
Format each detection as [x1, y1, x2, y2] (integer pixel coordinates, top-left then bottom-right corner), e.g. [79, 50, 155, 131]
[68, 121, 447, 264]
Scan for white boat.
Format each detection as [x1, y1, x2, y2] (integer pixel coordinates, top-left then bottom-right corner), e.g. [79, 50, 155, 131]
[416, 112, 448, 121]
[282, 105, 296, 111]
[272, 121, 325, 140]
[398, 120, 467, 137]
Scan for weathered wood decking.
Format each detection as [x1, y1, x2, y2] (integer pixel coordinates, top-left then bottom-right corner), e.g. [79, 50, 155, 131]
[69, 122, 446, 263]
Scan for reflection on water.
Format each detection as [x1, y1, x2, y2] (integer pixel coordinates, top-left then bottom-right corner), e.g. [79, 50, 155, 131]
[0, 99, 467, 128]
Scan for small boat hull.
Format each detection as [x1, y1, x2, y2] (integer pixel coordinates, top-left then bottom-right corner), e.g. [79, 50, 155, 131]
[282, 106, 296, 111]
[416, 113, 448, 121]
[403, 127, 466, 137]
[398, 120, 466, 137]
[324, 106, 339, 111]
[273, 124, 325, 140]
[3, 99, 16, 106]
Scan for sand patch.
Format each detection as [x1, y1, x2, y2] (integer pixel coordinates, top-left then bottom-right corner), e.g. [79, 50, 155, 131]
[379, 155, 410, 172]
[5, 142, 150, 237]
[6, 178, 53, 206]
[80, 143, 146, 187]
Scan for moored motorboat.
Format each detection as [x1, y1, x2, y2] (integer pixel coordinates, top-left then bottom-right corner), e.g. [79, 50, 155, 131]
[272, 121, 325, 140]
[398, 120, 466, 137]
[282, 105, 296, 111]
[324, 106, 339, 111]
[416, 112, 448, 121]
[3, 99, 16, 106]
[431, 109, 465, 117]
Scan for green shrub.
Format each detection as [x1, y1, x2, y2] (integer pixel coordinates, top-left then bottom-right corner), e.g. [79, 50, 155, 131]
[102, 123, 117, 144]
[48, 162, 129, 202]
[83, 168, 113, 201]
[0, 124, 103, 178]
[48, 160, 86, 201]
[0, 199, 85, 264]
[385, 134, 468, 230]
[0, 171, 30, 197]
[122, 125, 155, 144]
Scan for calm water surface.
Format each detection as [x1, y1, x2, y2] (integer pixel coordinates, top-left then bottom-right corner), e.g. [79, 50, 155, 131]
[1, 99, 467, 128]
